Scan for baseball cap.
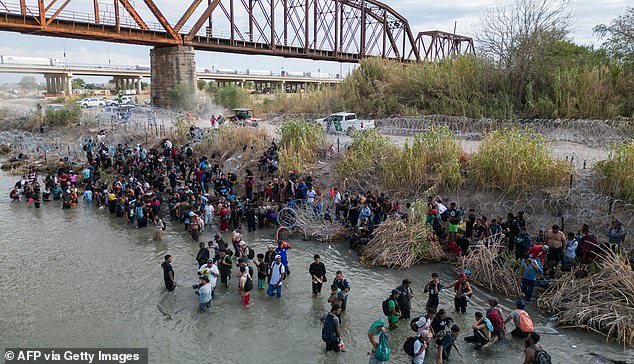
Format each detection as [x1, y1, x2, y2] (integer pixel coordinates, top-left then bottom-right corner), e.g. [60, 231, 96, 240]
[275, 254, 281, 259]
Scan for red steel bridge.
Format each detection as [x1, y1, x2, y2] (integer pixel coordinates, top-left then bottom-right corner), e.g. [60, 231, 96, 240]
[0, 0, 474, 63]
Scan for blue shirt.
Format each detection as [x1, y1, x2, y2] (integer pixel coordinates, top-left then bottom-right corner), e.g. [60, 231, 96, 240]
[522, 259, 538, 281]
[276, 247, 289, 266]
[441, 334, 455, 359]
[83, 190, 93, 202]
[333, 277, 350, 291]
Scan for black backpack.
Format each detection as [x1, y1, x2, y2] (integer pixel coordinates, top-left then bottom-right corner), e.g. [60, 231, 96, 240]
[244, 276, 253, 292]
[322, 314, 337, 343]
[382, 299, 392, 316]
[410, 315, 427, 332]
[247, 246, 255, 260]
[403, 336, 421, 357]
[534, 349, 552, 364]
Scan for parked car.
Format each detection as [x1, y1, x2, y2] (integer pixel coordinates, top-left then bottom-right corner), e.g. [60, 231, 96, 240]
[106, 96, 135, 106]
[76, 98, 106, 108]
[315, 112, 375, 135]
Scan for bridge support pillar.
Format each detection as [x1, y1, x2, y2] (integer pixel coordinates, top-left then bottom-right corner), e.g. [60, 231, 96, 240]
[44, 73, 71, 95]
[150, 45, 196, 108]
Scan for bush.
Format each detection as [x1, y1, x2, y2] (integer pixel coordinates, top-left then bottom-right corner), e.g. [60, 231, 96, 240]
[596, 141, 634, 201]
[278, 119, 326, 172]
[214, 85, 249, 109]
[45, 105, 82, 126]
[338, 126, 462, 194]
[195, 125, 269, 162]
[170, 84, 198, 111]
[469, 128, 573, 194]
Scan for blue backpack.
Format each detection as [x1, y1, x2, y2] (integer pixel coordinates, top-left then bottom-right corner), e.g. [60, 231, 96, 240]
[321, 314, 338, 343]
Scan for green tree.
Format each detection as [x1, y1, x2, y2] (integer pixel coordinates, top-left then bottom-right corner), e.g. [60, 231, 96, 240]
[197, 79, 207, 91]
[215, 85, 249, 109]
[594, 7, 634, 63]
[71, 78, 86, 90]
[19, 76, 38, 90]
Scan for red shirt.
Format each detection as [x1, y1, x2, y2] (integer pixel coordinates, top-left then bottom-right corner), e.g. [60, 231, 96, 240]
[527, 245, 545, 261]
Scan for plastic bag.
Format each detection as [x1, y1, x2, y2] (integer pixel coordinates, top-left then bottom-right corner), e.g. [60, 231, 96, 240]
[374, 332, 390, 361]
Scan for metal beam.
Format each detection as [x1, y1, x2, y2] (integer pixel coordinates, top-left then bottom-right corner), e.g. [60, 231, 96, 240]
[20, 0, 26, 16]
[174, 0, 202, 32]
[119, 0, 149, 30]
[185, 0, 220, 41]
[38, 0, 45, 25]
[114, 0, 120, 32]
[94, 0, 99, 24]
[46, 0, 72, 25]
[45, 0, 58, 12]
[142, 0, 181, 41]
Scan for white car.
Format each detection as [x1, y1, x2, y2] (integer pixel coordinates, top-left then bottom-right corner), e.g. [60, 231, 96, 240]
[315, 112, 375, 135]
[106, 96, 135, 106]
[77, 98, 106, 108]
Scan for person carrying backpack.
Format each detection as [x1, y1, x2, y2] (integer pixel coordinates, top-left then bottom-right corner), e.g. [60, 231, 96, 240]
[464, 312, 492, 350]
[524, 332, 552, 364]
[239, 266, 252, 306]
[321, 304, 343, 352]
[505, 300, 534, 338]
[382, 290, 401, 330]
[486, 297, 506, 340]
[403, 330, 431, 364]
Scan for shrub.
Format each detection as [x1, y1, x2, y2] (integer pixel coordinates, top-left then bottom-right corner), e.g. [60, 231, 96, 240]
[469, 128, 573, 194]
[45, 105, 82, 126]
[278, 119, 326, 172]
[170, 83, 198, 111]
[596, 141, 634, 202]
[338, 126, 462, 194]
[195, 125, 269, 162]
[214, 85, 249, 109]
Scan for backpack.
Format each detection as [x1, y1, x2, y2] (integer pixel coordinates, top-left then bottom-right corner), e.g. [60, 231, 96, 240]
[383, 298, 398, 316]
[434, 330, 447, 346]
[382, 299, 392, 316]
[321, 314, 337, 343]
[483, 318, 494, 333]
[517, 310, 534, 333]
[247, 246, 255, 260]
[534, 349, 552, 364]
[403, 336, 421, 357]
[410, 315, 428, 332]
[243, 276, 253, 292]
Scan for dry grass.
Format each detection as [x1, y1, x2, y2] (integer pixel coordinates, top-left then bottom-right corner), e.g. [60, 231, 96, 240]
[537, 249, 634, 346]
[468, 128, 573, 194]
[596, 140, 634, 202]
[194, 125, 270, 162]
[277, 119, 326, 173]
[361, 218, 446, 269]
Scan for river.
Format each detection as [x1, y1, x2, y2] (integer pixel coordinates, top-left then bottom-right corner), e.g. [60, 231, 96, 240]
[0, 171, 632, 364]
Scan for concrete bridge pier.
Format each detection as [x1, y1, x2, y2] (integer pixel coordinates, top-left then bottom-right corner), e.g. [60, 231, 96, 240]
[44, 73, 72, 95]
[150, 45, 196, 108]
[113, 76, 143, 94]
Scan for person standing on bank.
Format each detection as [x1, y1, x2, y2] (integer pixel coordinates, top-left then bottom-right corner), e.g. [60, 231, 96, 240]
[161, 254, 176, 291]
[309, 254, 327, 296]
[396, 278, 414, 319]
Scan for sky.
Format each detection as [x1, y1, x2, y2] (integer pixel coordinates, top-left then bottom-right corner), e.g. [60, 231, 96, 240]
[0, 0, 631, 84]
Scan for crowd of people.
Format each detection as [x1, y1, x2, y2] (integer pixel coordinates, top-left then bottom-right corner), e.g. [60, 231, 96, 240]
[7, 129, 628, 364]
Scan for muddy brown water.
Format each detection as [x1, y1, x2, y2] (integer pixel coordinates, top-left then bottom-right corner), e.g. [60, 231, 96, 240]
[0, 171, 632, 364]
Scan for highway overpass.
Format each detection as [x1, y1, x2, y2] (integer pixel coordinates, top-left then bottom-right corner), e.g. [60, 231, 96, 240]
[0, 62, 342, 95]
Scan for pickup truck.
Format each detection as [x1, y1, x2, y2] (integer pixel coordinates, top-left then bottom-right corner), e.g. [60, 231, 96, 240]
[76, 98, 106, 108]
[106, 96, 135, 106]
[315, 112, 375, 135]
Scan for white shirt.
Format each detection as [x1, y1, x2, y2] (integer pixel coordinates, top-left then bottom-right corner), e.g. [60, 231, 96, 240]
[437, 202, 447, 214]
[334, 192, 341, 204]
[412, 339, 426, 364]
[205, 204, 214, 215]
[270, 262, 285, 286]
[199, 264, 220, 288]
